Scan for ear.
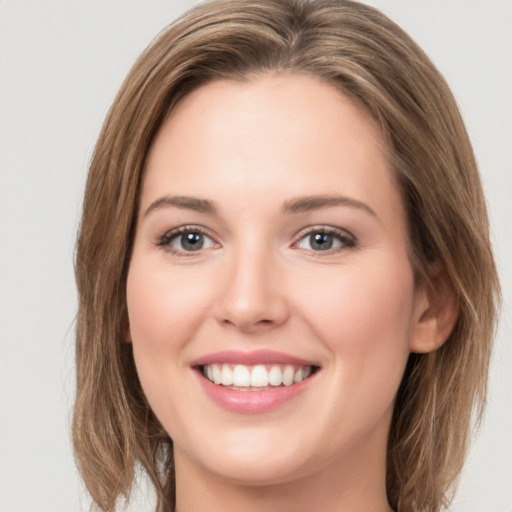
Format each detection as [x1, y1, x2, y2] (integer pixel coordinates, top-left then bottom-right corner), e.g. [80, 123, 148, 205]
[409, 265, 460, 354]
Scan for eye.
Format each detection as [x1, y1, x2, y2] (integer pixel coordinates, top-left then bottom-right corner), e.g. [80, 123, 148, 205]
[157, 226, 218, 255]
[294, 227, 356, 253]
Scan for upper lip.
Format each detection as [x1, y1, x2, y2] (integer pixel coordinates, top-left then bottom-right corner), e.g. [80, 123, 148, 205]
[191, 349, 319, 367]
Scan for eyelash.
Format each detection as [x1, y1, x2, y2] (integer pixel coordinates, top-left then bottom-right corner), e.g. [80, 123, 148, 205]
[156, 225, 357, 257]
[156, 225, 216, 257]
[292, 226, 357, 254]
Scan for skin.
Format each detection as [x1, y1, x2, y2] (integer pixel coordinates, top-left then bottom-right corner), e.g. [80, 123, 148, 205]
[126, 74, 450, 512]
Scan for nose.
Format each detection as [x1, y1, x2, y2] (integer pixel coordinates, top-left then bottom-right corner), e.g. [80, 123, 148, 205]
[214, 245, 290, 333]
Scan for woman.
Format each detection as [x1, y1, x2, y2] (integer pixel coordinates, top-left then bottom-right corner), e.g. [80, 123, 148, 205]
[73, 1, 500, 511]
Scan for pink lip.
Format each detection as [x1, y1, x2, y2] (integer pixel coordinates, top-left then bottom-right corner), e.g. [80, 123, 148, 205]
[191, 350, 320, 414]
[191, 349, 317, 367]
[195, 371, 316, 414]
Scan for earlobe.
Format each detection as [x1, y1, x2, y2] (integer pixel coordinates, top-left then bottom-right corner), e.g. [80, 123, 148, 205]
[409, 267, 460, 354]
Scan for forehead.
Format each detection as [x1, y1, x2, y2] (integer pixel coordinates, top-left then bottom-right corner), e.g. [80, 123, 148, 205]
[142, 73, 400, 222]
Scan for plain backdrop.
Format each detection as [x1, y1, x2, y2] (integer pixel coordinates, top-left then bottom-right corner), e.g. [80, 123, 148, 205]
[0, 1, 510, 511]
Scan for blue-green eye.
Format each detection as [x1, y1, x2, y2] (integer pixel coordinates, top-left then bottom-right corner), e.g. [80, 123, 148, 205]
[309, 232, 335, 250]
[295, 228, 355, 252]
[158, 227, 217, 254]
[175, 232, 205, 251]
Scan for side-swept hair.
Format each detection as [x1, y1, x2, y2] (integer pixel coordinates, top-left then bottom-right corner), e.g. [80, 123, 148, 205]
[73, 1, 500, 511]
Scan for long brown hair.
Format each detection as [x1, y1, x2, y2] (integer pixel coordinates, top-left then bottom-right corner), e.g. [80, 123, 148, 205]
[73, 1, 500, 511]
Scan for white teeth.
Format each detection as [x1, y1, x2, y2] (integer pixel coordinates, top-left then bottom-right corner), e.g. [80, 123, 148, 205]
[251, 365, 269, 387]
[203, 363, 315, 388]
[212, 363, 222, 385]
[282, 365, 295, 386]
[268, 365, 282, 386]
[221, 365, 233, 386]
[294, 367, 304, 383]
[233, 365, 251, 387]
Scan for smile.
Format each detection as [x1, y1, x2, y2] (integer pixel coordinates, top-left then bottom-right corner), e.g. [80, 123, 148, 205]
[192, 350, 320, 413]
[200, 363, 316, 390]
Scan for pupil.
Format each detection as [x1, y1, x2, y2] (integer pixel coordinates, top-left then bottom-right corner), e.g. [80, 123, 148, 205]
[182, 232, 203, 251]
[311, 232, 332, 250]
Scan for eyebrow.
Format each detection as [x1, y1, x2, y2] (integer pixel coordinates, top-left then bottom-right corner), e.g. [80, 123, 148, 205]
[144, 195, 219, 217]
[282, 195, 377, 218]
[144, 194, 377, 219]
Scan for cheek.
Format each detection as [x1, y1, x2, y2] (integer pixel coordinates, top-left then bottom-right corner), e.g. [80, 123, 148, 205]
[125, 259, 218, 434]
[289, 257, 416, 442]
[293, 255, 415, 396]
[297, 255, 415, 347]
[126, 260, 213, 353]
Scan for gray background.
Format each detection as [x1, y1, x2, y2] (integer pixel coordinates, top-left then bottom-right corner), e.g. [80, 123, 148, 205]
[0, 1, 510, 511]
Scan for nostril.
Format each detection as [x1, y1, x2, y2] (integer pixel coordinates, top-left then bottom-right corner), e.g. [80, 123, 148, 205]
[221, 316, 276, 330]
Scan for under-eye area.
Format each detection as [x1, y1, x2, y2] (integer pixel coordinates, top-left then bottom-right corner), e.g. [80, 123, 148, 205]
[196, 363, 321, 390]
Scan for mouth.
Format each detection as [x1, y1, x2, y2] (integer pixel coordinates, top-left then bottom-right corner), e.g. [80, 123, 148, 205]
[191, 350, 321, 413]
[197, 363, 319, 391]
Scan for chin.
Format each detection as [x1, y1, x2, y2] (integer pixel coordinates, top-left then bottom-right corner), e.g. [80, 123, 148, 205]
[200, 454, 312, 487]
[174, 423, 317, 486]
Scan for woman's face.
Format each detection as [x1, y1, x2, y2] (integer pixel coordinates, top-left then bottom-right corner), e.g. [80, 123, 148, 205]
[126, 74, 427, 487]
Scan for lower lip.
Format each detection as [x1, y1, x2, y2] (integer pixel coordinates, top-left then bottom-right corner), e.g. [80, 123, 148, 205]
[195, 370, 316, 414]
